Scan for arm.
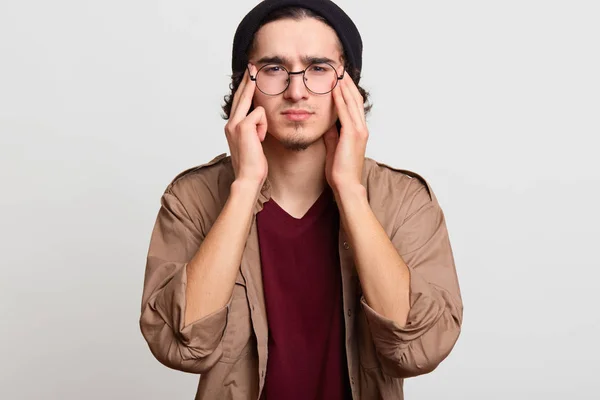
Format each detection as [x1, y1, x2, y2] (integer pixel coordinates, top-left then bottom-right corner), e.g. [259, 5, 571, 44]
[335, 183, 411, 326]
[140, 64, 268, 374]
[325, 56, 462, 379]
[139, 179, 260, 373]
[184, 179, 260, 325]
[337, 181, 463, 378]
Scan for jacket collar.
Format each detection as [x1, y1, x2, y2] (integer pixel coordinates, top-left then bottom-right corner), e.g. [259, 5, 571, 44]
[249, 157, 374, 215]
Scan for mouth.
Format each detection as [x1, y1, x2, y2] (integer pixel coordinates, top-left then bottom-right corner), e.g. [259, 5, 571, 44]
[281, 110, 314, 122]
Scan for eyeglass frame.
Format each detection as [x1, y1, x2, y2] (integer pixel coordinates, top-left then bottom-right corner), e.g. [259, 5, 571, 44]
[248, 62, 346, 96]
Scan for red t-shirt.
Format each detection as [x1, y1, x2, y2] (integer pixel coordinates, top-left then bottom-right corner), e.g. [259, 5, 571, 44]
[256, 186, 351, 400]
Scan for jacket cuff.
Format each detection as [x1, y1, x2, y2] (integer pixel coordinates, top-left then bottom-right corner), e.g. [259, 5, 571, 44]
[152, 264, 230, 355]
[360, 269, 445, 348]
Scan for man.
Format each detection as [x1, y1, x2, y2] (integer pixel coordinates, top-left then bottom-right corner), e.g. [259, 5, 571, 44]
[140, 0, 463, 399]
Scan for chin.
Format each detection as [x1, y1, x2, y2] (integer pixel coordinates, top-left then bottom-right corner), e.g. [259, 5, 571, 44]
[270, 123, 325, 152]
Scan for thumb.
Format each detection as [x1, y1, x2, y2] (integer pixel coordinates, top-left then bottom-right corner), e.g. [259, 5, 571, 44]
[322, 124, 339, 155]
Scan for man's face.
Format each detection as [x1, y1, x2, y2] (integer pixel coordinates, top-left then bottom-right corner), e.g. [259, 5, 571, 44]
[249, 18, 343, 151]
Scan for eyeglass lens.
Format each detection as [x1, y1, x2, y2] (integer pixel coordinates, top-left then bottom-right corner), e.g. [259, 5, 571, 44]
[255, 63, 339, 95]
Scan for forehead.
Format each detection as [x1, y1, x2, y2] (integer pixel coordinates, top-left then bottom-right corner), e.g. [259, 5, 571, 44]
[252, 18, 342, 63]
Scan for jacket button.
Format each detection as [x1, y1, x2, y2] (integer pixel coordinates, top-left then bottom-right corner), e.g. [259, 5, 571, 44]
[347, 309, 352, 317]
[343, 241, 350, 249]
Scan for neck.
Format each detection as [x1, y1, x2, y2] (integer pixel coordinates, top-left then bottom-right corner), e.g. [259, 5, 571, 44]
[262, 133, 328, 211]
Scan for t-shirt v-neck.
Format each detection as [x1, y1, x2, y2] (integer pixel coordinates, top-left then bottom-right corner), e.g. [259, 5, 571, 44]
[260, 186, 334, 235]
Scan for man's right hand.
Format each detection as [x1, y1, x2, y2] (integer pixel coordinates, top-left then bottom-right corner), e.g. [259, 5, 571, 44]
[224, 64, 268, 187]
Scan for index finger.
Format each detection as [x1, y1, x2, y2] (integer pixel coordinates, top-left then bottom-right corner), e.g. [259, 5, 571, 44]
[339, 75, 366, 127]
[332, 84, 352, 128]
[229, 66, 250, 119]
[342, 73, 366, 117]
[230, 65, 257, 123]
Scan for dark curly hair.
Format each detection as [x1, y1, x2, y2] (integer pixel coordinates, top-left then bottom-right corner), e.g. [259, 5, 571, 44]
[221, 6, 372, 119]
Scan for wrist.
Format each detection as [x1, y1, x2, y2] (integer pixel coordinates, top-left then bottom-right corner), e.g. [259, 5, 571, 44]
[231, 178, 263, 198]
[334, 183, 367, 203]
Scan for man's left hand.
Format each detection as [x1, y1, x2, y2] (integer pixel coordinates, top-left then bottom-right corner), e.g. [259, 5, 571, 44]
[323, 72, 369, 195]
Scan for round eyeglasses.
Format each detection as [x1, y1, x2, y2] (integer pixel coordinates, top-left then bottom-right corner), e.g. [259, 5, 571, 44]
[249, 63, 345, 96]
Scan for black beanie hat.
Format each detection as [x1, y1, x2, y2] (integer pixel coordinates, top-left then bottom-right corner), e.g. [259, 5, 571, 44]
[231, 0, 362, 77]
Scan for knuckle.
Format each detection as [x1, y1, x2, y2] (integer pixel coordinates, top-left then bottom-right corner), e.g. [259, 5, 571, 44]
[235, 120, 248, 134]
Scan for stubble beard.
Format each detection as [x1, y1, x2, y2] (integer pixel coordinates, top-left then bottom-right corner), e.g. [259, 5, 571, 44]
[279, 122, 321, 152]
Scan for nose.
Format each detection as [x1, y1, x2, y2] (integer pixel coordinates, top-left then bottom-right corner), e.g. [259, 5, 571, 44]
[283, 72, 309, 101]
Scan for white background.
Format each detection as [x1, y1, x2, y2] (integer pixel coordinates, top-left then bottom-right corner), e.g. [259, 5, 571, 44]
[1, 0, 599, 399]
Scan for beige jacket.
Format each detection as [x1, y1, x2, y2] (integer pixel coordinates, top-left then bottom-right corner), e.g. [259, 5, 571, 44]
[140, 153, 463, 399]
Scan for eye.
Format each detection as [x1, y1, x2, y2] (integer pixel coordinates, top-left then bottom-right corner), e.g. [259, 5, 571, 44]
[263, 64, 285, 74]
[307, 64, 332, 74]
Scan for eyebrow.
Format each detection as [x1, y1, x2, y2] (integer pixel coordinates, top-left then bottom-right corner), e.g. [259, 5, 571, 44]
[255, 55, 338, 66]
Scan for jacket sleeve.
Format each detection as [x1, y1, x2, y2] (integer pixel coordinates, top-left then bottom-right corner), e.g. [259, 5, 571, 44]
[139, 190, 229, 374]
[361, 181, 463, 378]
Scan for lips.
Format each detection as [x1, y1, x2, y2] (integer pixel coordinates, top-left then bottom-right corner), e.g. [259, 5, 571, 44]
[281, 109, 313, 121]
